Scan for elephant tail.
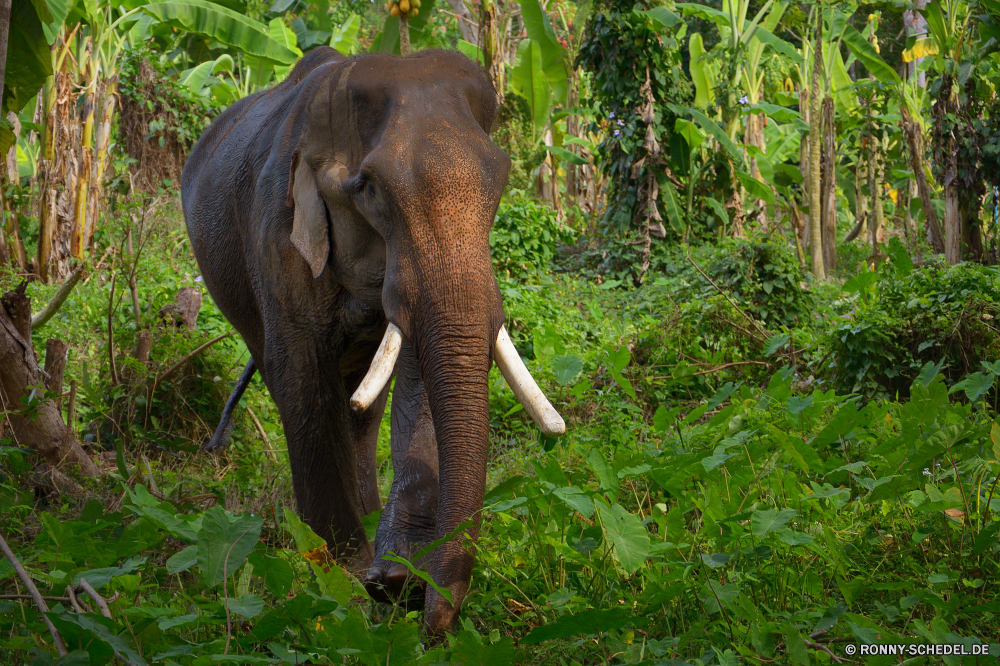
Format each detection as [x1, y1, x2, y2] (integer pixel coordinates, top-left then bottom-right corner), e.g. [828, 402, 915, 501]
[203, 358, 258, 454]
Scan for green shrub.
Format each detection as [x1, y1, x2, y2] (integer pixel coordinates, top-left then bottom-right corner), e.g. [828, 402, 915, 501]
[702, 235, 813, 327]
[828, 259, 1000, 397]
[492, 94, 545, 192]
[491, 192, 577, 282]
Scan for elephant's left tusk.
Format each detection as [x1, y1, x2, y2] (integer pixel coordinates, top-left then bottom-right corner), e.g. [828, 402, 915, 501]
[494, 325, 566, 436]
[351, 323, 403, 412]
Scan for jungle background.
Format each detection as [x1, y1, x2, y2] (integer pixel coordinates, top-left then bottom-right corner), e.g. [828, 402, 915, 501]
[1, 0, 1000, 663]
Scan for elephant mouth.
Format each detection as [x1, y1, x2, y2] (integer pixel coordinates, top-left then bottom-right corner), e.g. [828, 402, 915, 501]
[349, 323, 566, 436]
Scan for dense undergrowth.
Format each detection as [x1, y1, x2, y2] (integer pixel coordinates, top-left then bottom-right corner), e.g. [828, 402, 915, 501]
[1, 193, 1000, 665]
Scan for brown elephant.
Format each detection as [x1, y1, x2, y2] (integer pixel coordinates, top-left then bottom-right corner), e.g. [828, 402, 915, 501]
[181, 46, 564, 633]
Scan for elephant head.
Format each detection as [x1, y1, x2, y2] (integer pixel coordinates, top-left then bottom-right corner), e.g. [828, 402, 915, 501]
[284, 50, 564, 632]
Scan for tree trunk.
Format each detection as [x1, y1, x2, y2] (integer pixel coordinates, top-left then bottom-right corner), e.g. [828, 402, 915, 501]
[944, 179, 961, 263]
[43, 338, 68, 411]
[0, 0, 10, 102]
[904, 0, 929, 88]
[900, 105, 945, 253]
[445, 0, 478, 45]
[399, 15, 411, 56]
[808, 10, 825, 279]
[868, 134, 884, 251]
[0, 284, 101, 475]
[821, 96, 837, 271]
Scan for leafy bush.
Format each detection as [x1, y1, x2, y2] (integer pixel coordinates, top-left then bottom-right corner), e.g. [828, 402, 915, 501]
[117, 48, 221, 193]
[828, 257, 1000, 397]
[492, 94, 546, 192]
[702, 235, 814, 327]
[491, 192, 577, 282]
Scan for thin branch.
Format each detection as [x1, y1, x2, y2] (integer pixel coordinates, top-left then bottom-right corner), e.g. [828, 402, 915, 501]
[686, 255, 771, 341]
[689, 361, 772, 376]
[65, 586, 89, 614]
[0, 594, 71, 602]
[107, 272, 119, 386]
[78, 578, 112, 618]
[0, 532, 68, 656]
[153, 332, 234, 390]
[31, 263, 86, 329]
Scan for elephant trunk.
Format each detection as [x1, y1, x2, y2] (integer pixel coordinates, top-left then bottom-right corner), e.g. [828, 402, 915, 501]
[412, 316, 496, 633]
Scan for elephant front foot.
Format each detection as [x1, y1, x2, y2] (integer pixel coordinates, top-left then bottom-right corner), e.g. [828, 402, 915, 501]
[364, 475, 437, 602]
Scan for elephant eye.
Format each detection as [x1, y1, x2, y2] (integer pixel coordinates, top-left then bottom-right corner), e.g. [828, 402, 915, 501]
[353, 175, 377, 200]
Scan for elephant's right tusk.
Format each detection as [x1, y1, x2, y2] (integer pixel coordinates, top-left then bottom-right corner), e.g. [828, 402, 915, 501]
[494, 325, 566, 436]
[351, 323, 403, 412]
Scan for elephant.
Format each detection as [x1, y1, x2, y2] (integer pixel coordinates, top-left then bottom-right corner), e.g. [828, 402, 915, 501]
[181, 46, 565, 633]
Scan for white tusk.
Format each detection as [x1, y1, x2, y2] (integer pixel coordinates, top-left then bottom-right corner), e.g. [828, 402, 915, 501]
[350, 323, 403, 412]
[494, 325, 566, 436]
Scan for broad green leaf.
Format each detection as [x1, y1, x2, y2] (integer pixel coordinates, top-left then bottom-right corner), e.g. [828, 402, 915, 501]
[283, 506, 325, 552]
[521, 607, 632, 643]
[751, 508, 797, 536]
[553, 486, 595, 518]
[689, 108, 742, 160]
[55, 651, 90, 666]
[748, 102, 800, 122]
[197, 505, 262, 588]
[5, 0, 53, 115]
[550, 354, 584, 384]
[652, 405, 682, 432]
[456, 39, 484, 64]
[920, 1, 949, 53]
[753, 24, 802, 62]
[689, 33, 714, 108]
[735, 168, 774, 203]
[700, 580, 739, 614]
[640, 6, 680, 29]
[329, 13, 360, 53]
[52, 613, 148, 666]
[839, 23, 901, 84]
[660, 178, 685, 236]
[842, 271, 877, 294]
[167, 545, 199, 574]
[587, 448, 619, 499]
[516, 0, 568, 104]
[74, 557, 146, 589]
[675, 118, 705, 150]
[247, 551, 294, 597]
[952, 371, 994, 402]
[596, 502, 649, 575]
[704, 196, 729, 227]
[510, 39, 552, 139]
[699, 552, 731, 569]
[914, 359, 945, 387]
[228, 593, 265, 619]
[544, 145, 587, 166]
[784, 627, 809, 665]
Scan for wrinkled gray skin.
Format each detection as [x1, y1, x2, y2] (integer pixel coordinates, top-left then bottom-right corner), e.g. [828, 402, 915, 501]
[181, 47, 510, 634]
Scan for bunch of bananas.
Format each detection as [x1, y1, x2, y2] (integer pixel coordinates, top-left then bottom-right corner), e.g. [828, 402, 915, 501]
[385, 0, 419, 18]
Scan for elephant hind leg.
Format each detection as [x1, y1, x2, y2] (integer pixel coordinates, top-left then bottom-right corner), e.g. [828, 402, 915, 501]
[203, 358, 257, 454]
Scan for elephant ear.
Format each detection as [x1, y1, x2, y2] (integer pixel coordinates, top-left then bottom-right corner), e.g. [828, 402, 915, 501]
[287, 151, 330, 278]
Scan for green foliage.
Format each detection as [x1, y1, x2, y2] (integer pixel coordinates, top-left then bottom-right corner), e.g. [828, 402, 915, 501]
[492, 93, 547, 192]
[576, 0, 692, 233]
[704, 235, 813, 327]
[118, 47, 221, 155]
[828, 258, 1000, 397]
[490, 191, 576, 282]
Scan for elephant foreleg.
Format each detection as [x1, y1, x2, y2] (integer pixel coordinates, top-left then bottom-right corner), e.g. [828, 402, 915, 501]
[203, 358, 257, 454]
[264, 339, 371, 569]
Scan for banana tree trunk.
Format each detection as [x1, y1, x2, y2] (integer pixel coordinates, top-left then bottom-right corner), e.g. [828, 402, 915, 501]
[86, 77, 116, 250]
[808, 10, 824, 279]
[900, 106, 945, 254]
[868, 134, 884, 251]
[821, 96, 837, 271]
